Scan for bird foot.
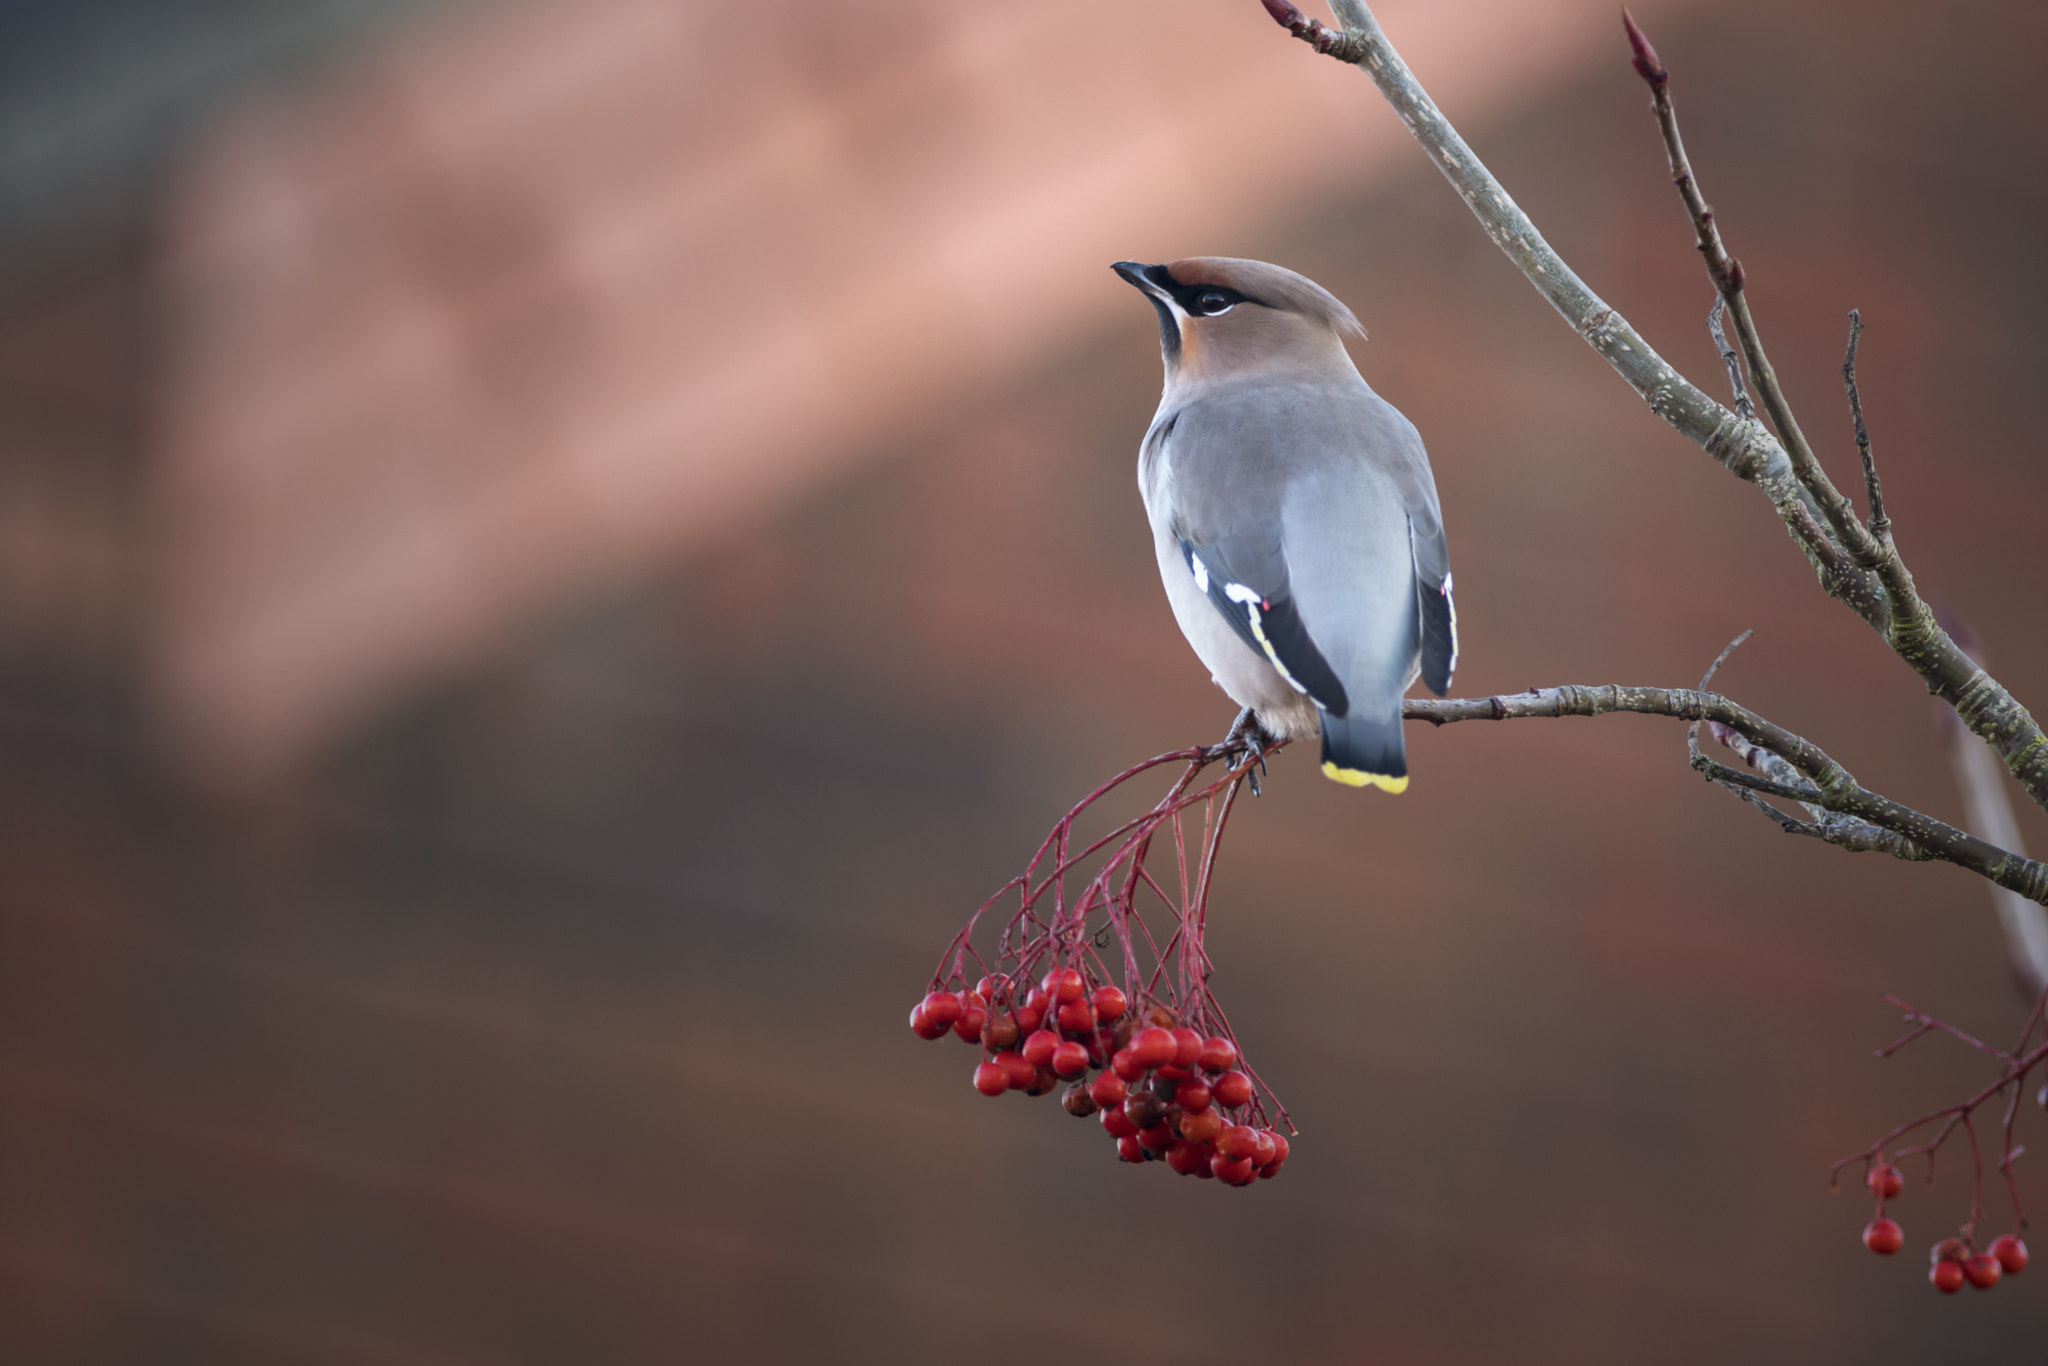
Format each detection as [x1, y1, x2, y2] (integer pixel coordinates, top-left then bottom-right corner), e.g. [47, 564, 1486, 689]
[1211, 708, 1275, 796]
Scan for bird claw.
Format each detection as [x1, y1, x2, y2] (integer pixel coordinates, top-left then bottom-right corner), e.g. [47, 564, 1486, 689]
[1217, 707, 1273, 796]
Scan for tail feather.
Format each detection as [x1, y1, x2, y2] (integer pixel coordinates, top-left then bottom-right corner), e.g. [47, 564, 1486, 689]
[1319, 711, 1407, 793]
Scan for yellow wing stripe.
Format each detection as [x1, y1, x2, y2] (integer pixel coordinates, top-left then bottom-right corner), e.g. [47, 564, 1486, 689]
[1321, 762, 1409, 794]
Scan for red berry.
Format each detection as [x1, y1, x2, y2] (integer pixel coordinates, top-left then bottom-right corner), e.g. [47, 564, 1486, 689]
[1124, 1092, 1167, 1130]
[1166, 1141, 1208, 1176]
[972, 1061, 1008, 1096]
[1170, 1028, 1202, 1069]
[1041, 967, 1085, 1003]
[1021, 1029, 1059, 1069]
[1156, 1064, 1193, 1083]
[1116, 1135, 1145, 1163]
[1136, 1123, 1174, 1152]
[996, 1051, 1035, 1089]
[1026, 986, 1051, 1013]
[975, 975, 1001, 1001]
[921, 991, 963, 1027]
[1100, 1106, 1138, 1140]
[1212, 1153, 1257, 1185]
[1964, 1253, 2001, 1289]
[1089, 1072, 1129, 1108]
[1178, 1107, 1224, 1145]
[1056, 999, 1095, 1034]
[909, 1004, 949, 1040]
[1013, 1005, 1044, 1034]
[1930, 1258, 1965, 1294]
[1991, 1234, 2028, 1275]
[1112, 1048, 1147, 1083]
[1197, 1037, 1239, 1072]
[1251, 1130, 1278, 1166]
[1093, 986, 1128, 1021]
[953, 1005, 986, 1043]
[1862, 1219, 1902, 1256]
[1130, 1028, 1175, 1069]
[1212, 1070, 1254, 1109]
[1052, 1040, 1089, 1077]
[1175, 1080, 1214, 1113]
[983, 1012, 1020, 1050]
[1865, 1164, 1903, 1200]
[1216, 1125, 1261, 1162]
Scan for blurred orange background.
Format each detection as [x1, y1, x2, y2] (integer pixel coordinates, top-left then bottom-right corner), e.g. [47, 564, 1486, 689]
[3, 0, 2047, 1359]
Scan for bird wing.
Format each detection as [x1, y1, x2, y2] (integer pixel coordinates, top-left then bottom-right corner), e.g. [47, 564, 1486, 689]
[1158, 378, 1449, 717]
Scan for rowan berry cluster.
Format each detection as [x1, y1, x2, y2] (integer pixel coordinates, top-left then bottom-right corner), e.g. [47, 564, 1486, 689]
[911, 964, 1291, 1183]
[1856, 1160, 2029, 1293]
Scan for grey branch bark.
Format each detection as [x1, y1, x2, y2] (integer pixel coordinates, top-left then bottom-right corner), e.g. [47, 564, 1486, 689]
[1264, 0, 2048, 816]
[1401, 687, 2048, 907]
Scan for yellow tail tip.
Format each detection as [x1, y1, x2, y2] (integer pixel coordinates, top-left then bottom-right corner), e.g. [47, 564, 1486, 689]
[1321, 762, 1408, 794]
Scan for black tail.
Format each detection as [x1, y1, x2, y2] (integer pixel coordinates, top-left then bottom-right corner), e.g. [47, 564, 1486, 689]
[1318, 710, 1407, 793]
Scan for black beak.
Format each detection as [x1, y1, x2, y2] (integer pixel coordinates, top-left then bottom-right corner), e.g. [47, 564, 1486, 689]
[1111, 260, 1167, 294]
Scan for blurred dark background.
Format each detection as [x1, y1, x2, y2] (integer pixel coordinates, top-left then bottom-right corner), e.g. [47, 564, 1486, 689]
[4, 0, 2047, 1359]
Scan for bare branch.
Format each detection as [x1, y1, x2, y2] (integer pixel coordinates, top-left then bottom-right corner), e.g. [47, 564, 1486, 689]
[1402, 685, 2048, 905]
[1938, 619, 2048, 999]
[1263, 0, 2048, 817]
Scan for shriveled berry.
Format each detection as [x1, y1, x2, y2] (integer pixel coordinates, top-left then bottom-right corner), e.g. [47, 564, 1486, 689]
[1964, 1254, 2001, 1289]
[1170, 1027, 1202, 1069]
[1093, 986, 1128, 1021]
[1131, 1028, 1175, 1069]
[1216, 1125, 1261, 1162]
[1166, 1140, 1208, 1176]
[1930, 1237, 1965, 1264]
[1041, 967, 1085, 1004]
[973, 1061, 1009, 1096]
[1124, 1092, 1167, 1130]
[1144, 1004, 1176, 1028]
[1116, 1135, 1145, 1163]
[1212, 1153, 1256, 1185]
[1113, 1019, 1138, 1051]
[1052, 1040, 1089, 1077]
[996, 1050, 1035, 1089]
[1213, 1070, 1254, 1109]
[1176, 1080, 1214, 1113]
[1024, 1067, 1059, 1096]
[921, 991, 963, 1027]
[1089, 1072, 1128, 1108]
[1930, 1258, 1965, 1294]
[1865, 1164, 1903, 1200]
[1056, 999, 1095, 1035]
[1062, 1082, 1098, 1117]
[1251, 1130, 1278, 1166]
[1136, 1123, 1174, 1152]
[1100, 1106, 1138, 1140]
[1149, 1074, 1179, 1102]
[1197, 1037, 1238, 1072]
[1021, 1029, 1060, 1069]
[910, 1004, 949, 1040]
[983, 1012, 1021, 1050]
[1862, 1219, 1902, 1256]
[1112, 1048, 1146, 1083]
[953, 1005, 986, 1043]
[1991, 1234, 2028, 1275]
[1179, 1107, 1224, 1145]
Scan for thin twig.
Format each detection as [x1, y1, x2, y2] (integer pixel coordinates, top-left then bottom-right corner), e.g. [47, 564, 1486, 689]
[1707, 299, 1754, 420]
[1842, 310, 1888, 534]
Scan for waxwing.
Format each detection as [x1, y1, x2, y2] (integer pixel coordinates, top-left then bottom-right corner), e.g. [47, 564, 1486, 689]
[1113, 257, 1455, 792]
